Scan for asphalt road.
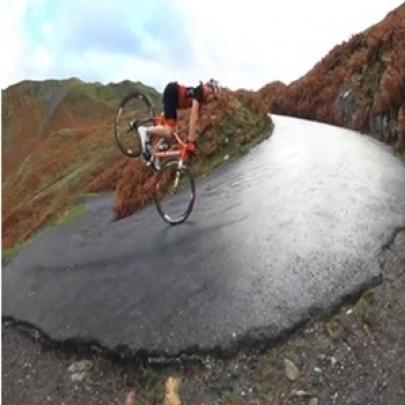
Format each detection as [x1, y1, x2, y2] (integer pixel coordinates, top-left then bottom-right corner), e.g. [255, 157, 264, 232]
[3, 115, 405, 357]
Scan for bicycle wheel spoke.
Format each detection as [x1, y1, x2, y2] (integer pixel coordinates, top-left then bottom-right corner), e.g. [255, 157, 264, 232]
[114, 92, 155, 158]
[154, 160, 195, 224]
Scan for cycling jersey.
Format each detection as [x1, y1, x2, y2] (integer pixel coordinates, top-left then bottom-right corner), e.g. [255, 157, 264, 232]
[177, 84, 204, 108]
[161, 82, 205, 127]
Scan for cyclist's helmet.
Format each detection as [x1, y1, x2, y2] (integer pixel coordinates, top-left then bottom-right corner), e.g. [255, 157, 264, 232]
[206, 78, 220, 94]
[200, 78, 220, 102]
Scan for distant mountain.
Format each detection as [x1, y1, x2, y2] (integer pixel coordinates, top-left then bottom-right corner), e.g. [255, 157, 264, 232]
[2, 78, 160, 160]
[243, 4, 405, 153]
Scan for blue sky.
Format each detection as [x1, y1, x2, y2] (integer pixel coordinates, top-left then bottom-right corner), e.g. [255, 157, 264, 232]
[0, 0, 403, 91]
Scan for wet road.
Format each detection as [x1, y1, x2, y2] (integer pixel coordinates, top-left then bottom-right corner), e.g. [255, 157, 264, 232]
[3, 115, 405, 356]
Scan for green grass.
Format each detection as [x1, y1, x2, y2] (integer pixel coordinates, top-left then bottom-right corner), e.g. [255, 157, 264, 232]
[2, 244, 25, 266]
[325, 314, 345, 342]
[194, 105, 271, 177]
[55, 203, 88, 225]
[136, 367, 165, 404]
[32, 203, 89, 237]
[64, 80, 161, 113]
[217, 387, 244, 403]
[354, 290, 377, 326]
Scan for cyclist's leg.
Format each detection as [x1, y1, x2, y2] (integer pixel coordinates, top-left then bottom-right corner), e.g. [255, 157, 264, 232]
[139, 83, 177, 160]
[148, 82, 178, 140]
[148, 121, 176, 139]
[139, 121, 175, 162]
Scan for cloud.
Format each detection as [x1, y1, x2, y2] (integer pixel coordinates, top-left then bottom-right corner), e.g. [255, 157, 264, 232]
[52, 2, 143, 55]
[171, 0, 405, 89]
[141, 9, 195, 68]
[0, 0, 29, 88]
[32, 47, 52, 71]
[1, 0, 404, 90]
[4, 0, 196, 90]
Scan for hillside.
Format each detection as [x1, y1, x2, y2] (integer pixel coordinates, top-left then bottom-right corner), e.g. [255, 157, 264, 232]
[240, 4, 405, 153]
[2, 79, 163, 249]
[2, 78, 160, 175]
[2, 80, 271, 250]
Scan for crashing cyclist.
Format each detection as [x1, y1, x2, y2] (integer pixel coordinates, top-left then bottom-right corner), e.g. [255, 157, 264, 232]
[138, 78, 220, 163]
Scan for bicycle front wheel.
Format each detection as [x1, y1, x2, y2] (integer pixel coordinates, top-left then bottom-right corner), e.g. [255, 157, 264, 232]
[154, 160, 196, 225]
[114, 91, 155, 157]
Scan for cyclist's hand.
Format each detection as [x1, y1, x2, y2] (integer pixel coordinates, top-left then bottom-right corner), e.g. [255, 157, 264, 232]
[186, 141, 197, 158]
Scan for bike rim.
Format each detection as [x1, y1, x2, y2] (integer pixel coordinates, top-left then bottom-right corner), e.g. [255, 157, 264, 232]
[154, 161, 195, 224]
[114, 92, 155, 158]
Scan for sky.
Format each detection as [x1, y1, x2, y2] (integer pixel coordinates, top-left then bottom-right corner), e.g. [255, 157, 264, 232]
[0, 0, 403, 92]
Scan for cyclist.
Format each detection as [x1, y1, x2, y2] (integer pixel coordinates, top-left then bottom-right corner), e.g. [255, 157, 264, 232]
[138, 78, 220, 162]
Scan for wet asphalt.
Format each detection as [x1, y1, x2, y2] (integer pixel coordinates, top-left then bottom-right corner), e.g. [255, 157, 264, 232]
[3, 115, 405, 357]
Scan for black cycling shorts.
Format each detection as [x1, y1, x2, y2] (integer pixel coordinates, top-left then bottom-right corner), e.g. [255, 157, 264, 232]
[162, 82, 178, 120]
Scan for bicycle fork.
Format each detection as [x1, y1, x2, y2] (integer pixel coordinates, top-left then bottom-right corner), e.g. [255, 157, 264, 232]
[172, 145, 189, 190]
[173, 159, 184, 190]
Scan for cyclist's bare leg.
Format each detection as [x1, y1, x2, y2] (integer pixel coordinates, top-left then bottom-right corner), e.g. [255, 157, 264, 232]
[148, 125, 175, 141]
[138, 123, 175, 162]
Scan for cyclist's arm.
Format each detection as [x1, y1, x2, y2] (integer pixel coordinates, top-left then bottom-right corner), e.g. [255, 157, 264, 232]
[188, 99, 199, 142]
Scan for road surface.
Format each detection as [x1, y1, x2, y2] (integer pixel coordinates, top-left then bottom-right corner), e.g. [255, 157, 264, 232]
[3, 115, 405, 357]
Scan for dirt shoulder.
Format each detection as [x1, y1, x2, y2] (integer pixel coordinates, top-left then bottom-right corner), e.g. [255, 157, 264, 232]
[2, 230, 404, 405]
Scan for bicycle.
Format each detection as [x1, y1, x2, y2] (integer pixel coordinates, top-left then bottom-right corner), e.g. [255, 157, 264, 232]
[114, 91, 196, 225]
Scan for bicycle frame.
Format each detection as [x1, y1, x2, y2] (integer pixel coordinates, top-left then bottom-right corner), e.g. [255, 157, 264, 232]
[152, 131, 188, 163]
[148, 113, 190, 168]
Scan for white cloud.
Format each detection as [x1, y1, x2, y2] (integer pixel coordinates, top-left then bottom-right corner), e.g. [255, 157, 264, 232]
[32, 47, 52, 72]
[41, 22, 53, 38]
[171, 0, 404, 89]
[0, 0, 29, 88]
[0, 0, 403, 90]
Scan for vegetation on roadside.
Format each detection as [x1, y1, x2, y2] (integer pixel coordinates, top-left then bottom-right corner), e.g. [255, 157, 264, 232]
[2, 245, 24, 266]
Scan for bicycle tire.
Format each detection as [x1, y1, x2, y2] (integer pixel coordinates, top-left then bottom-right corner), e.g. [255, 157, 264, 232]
[114, 91, 155, 158]
[154, 159, 196, 225]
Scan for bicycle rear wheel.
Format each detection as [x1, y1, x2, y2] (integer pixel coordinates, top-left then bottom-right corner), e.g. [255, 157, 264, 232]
[114, 91, 155, 157]
[154, 160, 196, 225]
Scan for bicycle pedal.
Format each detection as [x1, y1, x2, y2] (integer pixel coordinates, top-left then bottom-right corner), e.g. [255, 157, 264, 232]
[141, 153, 152, 165]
